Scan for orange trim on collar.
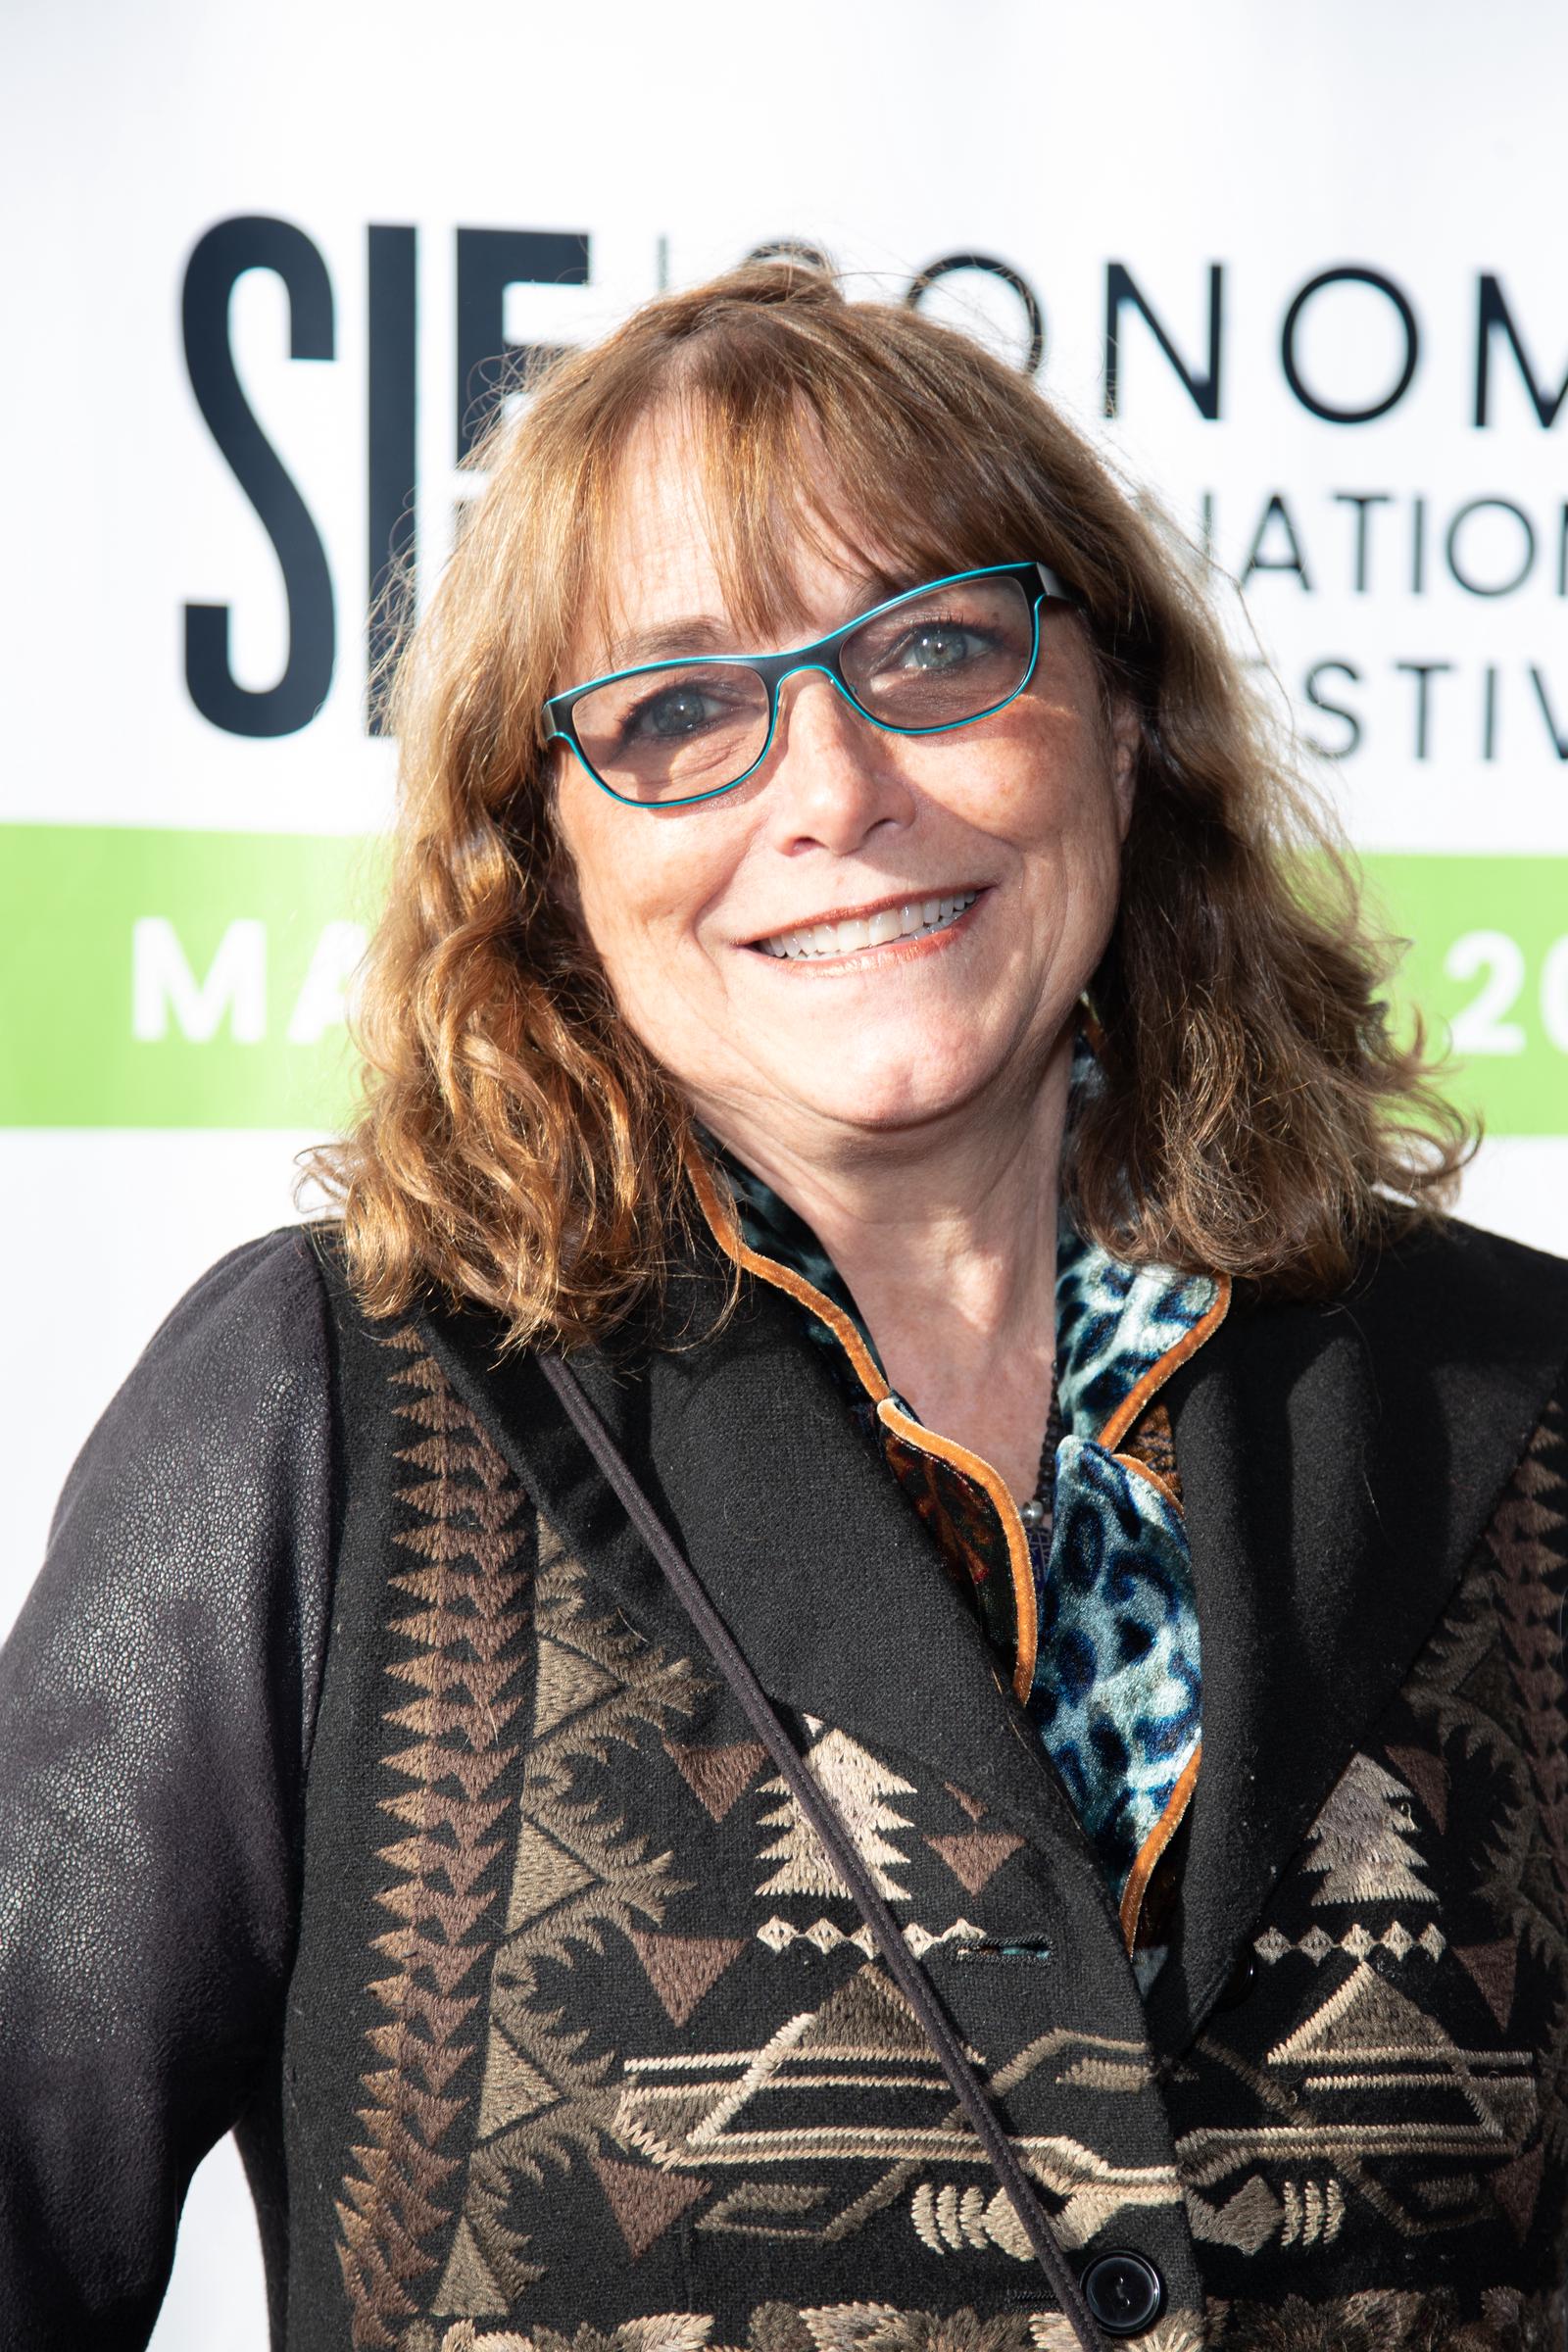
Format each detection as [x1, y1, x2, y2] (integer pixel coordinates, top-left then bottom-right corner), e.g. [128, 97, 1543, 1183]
[685, 1149, 891, 1404]
[876, 1398, 1040, 1707]
[687, 1143, 1225, 1721]
[688, 1147, 1038, 1701]
[1113, 1450, 1181, 1517]
[1096, 1273, 1233, 1454]
[1119, 1739, 1201, 1954]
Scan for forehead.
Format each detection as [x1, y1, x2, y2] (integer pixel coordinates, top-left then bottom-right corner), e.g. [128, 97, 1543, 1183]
[600, 417, 746, 614]
[573, 405, 905, 678]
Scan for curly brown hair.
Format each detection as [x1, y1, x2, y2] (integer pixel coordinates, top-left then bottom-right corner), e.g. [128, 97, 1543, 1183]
[312, 261, 1471, 1347]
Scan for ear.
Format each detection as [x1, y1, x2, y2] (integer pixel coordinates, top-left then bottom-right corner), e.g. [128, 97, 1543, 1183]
[1108, 699, 1140, 839]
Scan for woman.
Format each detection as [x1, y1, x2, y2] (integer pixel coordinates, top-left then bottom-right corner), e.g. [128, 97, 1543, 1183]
[4, 264, 1567, 2352]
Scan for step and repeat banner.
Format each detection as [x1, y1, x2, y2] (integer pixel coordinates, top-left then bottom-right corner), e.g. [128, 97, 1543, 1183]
[3, 0, 1565, 2340]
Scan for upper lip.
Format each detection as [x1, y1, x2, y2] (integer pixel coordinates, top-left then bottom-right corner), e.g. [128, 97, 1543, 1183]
[742, 885, 985, 948]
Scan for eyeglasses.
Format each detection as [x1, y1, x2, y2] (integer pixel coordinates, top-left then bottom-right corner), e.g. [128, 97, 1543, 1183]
[543, 561, 1081, 808]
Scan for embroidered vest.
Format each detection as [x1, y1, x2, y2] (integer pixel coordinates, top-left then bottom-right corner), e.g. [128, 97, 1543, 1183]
[275, 1242, 1568, 2352]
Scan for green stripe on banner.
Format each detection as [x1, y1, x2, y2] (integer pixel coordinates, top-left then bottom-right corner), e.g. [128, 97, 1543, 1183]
[0, 825, 1565, 1135]
[1360, 852, 1568, 1138]
[0, 824, 384, 1129]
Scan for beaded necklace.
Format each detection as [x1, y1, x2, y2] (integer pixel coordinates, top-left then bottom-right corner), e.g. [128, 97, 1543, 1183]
[1018, 1374, 1064, 1541]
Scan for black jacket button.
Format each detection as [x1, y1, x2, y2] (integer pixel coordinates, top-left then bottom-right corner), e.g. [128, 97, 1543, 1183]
[1219, 1951, 1257, 2009]
[1080, 2249, 1165, 2335]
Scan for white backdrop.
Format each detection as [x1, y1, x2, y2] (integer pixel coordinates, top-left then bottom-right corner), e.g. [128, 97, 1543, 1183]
[4, 1, 1566, 2341]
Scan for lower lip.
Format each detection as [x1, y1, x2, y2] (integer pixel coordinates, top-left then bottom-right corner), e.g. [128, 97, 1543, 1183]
[745, 889, 990, 974]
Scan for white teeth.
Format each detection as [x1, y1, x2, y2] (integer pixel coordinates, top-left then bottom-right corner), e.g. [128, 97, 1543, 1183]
[758, 891, 978, 961]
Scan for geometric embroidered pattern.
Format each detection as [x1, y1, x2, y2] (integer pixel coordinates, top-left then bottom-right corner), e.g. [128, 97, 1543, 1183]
[1167, 1392, 1568, 2306]
[612, 1999, 1187, 2256]
[427, 2283, 1568, 2352]
[337, 1327, 538, 2349]
[1253, 1921, 1446, 1967]
[664, 1737, 769, 1822]
[755, 1728, 917, 1902]
[1298, 1753, 1437, 1908]
[425, 1523, 707, 2324]
[430, 2315, 1214, 2352]
[335, 1300, 1568, 2347]
[755, 1915, 987, 1961]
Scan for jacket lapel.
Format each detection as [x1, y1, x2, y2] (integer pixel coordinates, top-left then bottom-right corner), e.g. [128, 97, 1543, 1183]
[1145, 1216, 1568, 2058]
[419, 1261, 1101, 1869]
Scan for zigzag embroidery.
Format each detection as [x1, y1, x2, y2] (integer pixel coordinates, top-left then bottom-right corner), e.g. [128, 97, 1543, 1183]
[336, 1327, 536, 2350]
[1405, 1398, 1568, 1969]
[1404, 1392, 1568, 2193]
[756, 1916, 985, 1959]
[434, 2304, 1210, 2352]
[432, 1524, 710, 2316]
[1253, 1921, 1446, 1967]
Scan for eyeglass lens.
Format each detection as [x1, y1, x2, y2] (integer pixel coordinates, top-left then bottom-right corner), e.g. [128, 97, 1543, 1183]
[569, 573, 1038, 804]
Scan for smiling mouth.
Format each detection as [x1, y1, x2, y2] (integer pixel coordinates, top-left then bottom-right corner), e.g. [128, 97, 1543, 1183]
[752, 891, 982, 962]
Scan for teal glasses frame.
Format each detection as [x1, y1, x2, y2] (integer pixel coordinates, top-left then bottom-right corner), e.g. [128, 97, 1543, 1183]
[542, 561, 1082, 808]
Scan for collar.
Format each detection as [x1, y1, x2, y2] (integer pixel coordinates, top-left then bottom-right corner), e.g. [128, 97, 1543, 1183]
[701, 1023, 1228, 1456]
[716, 1141, 1228, 1453]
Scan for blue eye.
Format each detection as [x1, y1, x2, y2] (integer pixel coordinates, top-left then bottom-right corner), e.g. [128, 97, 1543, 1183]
[896, 622, 995, 672]
[624, 684, 729, 742]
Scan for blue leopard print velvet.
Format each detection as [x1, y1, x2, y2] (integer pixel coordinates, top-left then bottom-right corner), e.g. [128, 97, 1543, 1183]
[719, 1153, 1215, 1936]
[1042, 1236, 1213, 1902]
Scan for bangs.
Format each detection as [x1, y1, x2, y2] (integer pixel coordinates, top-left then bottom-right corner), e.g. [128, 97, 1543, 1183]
[565, 290, 1081, 673]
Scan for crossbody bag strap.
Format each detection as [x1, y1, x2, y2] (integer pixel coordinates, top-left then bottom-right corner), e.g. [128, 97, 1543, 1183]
[536, 1351, 1103, 2349]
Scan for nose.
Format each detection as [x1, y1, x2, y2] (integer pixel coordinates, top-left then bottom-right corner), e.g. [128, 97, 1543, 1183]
[760, 665, 917, 856]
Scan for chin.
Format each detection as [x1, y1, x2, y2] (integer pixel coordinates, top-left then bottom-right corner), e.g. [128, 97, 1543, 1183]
[786, 1058, 996, 1136]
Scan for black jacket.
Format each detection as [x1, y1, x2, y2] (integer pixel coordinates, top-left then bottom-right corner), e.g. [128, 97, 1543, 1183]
[3, 1215, 1568, 2351]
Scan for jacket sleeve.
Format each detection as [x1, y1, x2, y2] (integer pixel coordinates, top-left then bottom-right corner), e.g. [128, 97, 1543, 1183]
[0, 1229, 338, 2351]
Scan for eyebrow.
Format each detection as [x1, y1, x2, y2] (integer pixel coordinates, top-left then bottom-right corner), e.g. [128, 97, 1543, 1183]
[601, 568, 908, 674]
[603, 614, 743, 668]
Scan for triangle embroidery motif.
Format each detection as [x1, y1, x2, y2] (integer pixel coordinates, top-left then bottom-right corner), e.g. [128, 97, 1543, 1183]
[1269, 1961, 1457, 2066]
[1454, 1937, 1519, 2031]
[925, 1828, 1024, 1892]
[434, 2216, 509, 2317]
[592, 2155, 710, 2258]
[532, 1638, 617, 1738]
[476, 2027, 562, 2136]
[663, 1737, 768, 1822]
[627, 1929, 746, 2027]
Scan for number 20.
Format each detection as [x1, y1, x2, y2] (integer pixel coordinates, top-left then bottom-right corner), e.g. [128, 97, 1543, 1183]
[1446, 930, 1568, 1054]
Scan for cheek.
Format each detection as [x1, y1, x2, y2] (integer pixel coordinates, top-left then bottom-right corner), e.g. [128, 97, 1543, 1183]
[553, 784, 646, 993]
[558, 784, 732, 1007]
[945, 721, 1127, 892]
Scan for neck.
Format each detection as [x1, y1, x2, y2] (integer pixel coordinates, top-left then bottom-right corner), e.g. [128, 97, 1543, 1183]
[699, 1032, 1072, 1501]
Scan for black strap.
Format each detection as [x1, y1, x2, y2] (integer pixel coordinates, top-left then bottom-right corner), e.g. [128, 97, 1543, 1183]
[536, 1351, 1103, 2348]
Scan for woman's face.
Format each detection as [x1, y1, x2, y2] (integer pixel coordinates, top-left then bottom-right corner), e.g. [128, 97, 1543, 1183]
[552, 418, 1138, 1168]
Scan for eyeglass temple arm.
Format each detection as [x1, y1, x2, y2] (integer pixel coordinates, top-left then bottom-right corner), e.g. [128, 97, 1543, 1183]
[1035, 562, 1082, 608]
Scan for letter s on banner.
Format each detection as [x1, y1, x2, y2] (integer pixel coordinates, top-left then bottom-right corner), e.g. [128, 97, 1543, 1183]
[182, 217, 336, 738]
